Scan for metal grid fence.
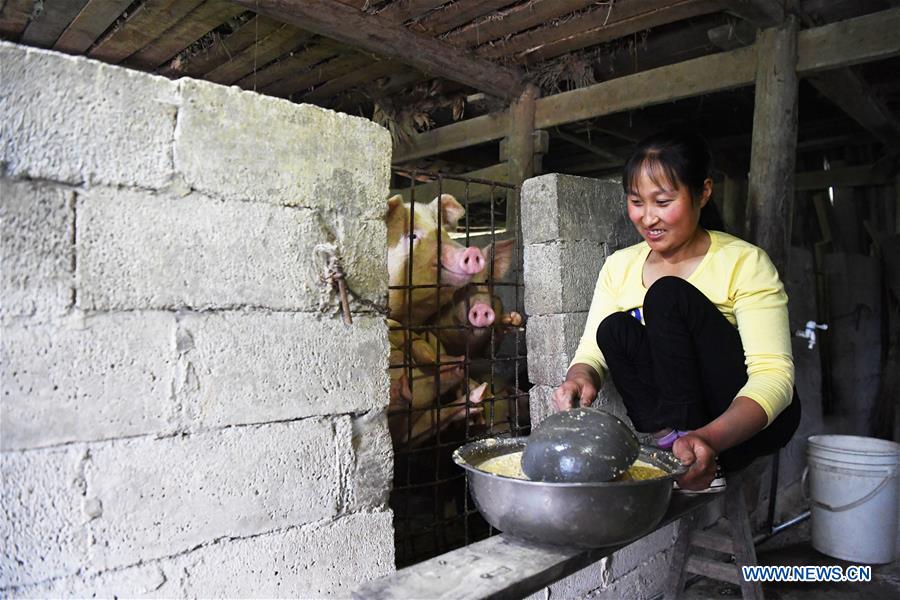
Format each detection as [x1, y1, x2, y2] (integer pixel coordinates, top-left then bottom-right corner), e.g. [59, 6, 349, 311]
[388, 169, 530, 567]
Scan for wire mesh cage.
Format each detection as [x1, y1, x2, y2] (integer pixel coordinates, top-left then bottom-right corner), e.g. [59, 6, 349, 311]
[387, 169, 531, 567]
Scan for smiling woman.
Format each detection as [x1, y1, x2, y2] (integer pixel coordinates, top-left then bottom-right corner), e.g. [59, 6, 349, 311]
[551, 129, 801, 492]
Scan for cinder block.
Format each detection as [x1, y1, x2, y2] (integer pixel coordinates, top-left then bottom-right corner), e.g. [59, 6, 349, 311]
[528, 384, 555, 426]
[348, 410, 393, 511]
[84, 418, 351, 570]
[523, 240, 605, 315]
[1, 312, 176, 450]
[590, 544, 674, 599]
[174, 78, 391, 219]
[525, 312, 588, 386]
[177, 512, 395, 598]
[9, 512, 395, 598]
[0, 42, 177, 188]
[0, 178, 74, 321]
[0, 447, 88, 587]
[76, 186, 386, 311]
[521, 174, 639, 246]
[176, 312, 388, 429]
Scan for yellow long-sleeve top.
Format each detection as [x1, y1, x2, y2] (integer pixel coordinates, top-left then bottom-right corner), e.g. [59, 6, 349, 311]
[570, 230, 794, 427]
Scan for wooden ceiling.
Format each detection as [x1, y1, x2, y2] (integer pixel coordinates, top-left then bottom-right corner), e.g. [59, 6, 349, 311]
[1, 0, 898, 177]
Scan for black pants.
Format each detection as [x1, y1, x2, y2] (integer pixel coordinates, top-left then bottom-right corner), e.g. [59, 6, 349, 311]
[596, 276, 801, 472]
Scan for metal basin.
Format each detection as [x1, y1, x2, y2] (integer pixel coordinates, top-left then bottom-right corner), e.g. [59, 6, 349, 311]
[453, 436, 688, 548]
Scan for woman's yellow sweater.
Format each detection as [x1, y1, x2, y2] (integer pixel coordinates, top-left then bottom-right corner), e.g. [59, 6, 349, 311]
[570, 230, 794, 426]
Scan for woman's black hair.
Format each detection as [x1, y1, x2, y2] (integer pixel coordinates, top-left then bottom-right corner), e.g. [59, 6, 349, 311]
[622, 128, 726, 232]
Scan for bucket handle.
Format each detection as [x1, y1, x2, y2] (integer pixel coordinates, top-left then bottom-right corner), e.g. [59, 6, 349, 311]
[802, 466, 895, 512]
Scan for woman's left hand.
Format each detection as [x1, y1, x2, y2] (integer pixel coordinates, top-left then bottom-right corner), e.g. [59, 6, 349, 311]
[672, 434, 718, 491]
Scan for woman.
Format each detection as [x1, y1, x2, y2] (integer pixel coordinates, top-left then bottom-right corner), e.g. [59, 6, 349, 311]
[552, 129, 801, 491]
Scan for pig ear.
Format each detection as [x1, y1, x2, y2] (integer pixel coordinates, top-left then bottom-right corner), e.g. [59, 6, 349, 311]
[468, 382, 489, 404]
[484, 239, 516, 280]
[431, 194, 465, 230]
[387, 194, 403, 217]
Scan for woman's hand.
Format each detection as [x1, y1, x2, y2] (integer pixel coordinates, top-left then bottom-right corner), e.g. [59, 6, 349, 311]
[552, 364, 601, 411]
[672, 434, 718, 490]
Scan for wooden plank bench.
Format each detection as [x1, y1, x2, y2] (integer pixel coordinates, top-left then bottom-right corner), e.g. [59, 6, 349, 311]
[354, 494, 719, 600]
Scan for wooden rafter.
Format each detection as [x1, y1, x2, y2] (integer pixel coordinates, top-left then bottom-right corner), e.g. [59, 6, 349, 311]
[125, 0, 246, 70]
[238, 40, 341, 90]
[478, 0, 718, 60]
[446, 0, 599, 48]
[160, 15, 281, 78]
[411, 0, 519, 36]
[20, 0, 88, 48]
[204, 24, 310, 85]
[230, 0, 525, 100]
[0, 0, 33, 42]
[394, 6, 900, 163]
[54, 0, 133, 55]
[264, 52, 373, 97]
[88, 0, 206, 64]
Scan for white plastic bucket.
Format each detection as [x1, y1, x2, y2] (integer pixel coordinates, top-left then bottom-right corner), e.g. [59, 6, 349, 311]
[803, 434, 900, 564]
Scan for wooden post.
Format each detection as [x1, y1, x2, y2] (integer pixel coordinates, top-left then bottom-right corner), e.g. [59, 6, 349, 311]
[507, 83, 540, 239]
[895, 174, 900, 234]
[747, 16, 799, 275]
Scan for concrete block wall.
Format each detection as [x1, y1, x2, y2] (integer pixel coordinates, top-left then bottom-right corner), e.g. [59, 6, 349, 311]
[1, 42, 393, 597]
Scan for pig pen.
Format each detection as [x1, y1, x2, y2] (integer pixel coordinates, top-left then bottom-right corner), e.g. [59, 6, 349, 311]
[386, 170, 530, 567]
[1, 42, 395, 597]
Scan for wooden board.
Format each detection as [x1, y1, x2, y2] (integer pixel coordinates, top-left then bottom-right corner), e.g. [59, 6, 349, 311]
[0, 0, 34, 42]
[353, 494, 716, 600]
[234, 40, 340, 90]
[159, 15, 281, 78]
[518, 0, 723, 64]
[125, 0, 246, 70]
[413, 0, 519, 36]
[88, 0, 206, 64]
[203, 25, 310, 86]
[303, 60, 403, 103]
[446, 0, 598, 48]
[54, 0, 132, 55]
[20, 0, 89, 48]
[263, 53, 372, 98]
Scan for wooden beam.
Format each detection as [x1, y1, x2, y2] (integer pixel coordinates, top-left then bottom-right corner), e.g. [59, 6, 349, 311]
[264, 53, 373, 98]
[125, 0, 246, 70]
[746, 16, 799, 275]
[20, 0, 88, 48]
[88, 0, 205, 64]
[393, 7, 900, 163]
[720, 0, 785, 27]
[231, 0, 525, 100]
[551, 128, 620, 162]
[54, 0, 132, 54]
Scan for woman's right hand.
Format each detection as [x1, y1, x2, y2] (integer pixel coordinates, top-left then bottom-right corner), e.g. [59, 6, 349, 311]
[552, 364, 601, 411]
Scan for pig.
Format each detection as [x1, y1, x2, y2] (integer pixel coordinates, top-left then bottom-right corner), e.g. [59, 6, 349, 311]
[429, 239, 524, 358]
[387, 194, 486, 325]
[389, 378, 489, 447]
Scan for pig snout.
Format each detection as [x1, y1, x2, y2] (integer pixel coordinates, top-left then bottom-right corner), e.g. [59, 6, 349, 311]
[468, 303, 496, 328]
[458, 246, 485, 274]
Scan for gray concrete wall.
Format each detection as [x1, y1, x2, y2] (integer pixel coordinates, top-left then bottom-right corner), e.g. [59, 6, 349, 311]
[1, 42, 394, 597]
[520, 173, 828, 599]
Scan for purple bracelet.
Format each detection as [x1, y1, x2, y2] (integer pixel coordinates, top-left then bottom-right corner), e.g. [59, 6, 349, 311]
[655, 429, 691, 450]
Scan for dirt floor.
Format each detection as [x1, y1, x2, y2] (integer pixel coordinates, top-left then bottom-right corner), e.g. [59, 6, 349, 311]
[681, 519, 900, 600]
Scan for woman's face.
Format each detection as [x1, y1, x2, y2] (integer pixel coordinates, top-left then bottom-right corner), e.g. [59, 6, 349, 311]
[626, 162, 711, 258]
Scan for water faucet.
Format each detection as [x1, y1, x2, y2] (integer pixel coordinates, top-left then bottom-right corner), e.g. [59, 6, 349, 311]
[794, 320, 828, 350]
